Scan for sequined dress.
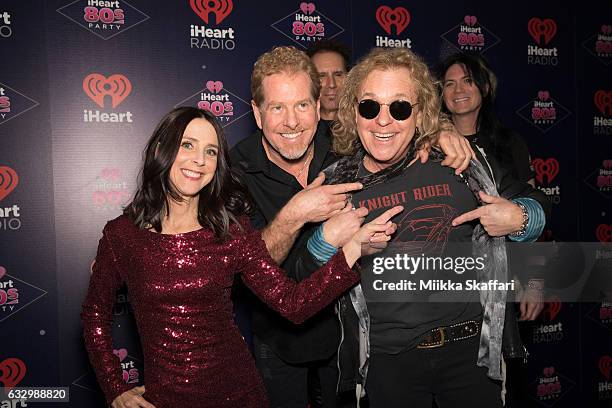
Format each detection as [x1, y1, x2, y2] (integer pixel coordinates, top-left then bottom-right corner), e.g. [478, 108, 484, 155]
[82, 215, 358, 407]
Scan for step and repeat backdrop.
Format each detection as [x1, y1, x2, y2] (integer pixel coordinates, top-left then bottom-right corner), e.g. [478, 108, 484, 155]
[0, 0, 610, 407]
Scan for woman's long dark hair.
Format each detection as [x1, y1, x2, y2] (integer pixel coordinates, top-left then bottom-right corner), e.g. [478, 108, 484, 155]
[436, 52, 514, 168]
[124, 107, 251, 239]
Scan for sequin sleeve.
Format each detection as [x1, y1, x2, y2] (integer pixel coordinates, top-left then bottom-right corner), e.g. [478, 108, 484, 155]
[236, 227, 359, 324]
[81, 225, 132, 405]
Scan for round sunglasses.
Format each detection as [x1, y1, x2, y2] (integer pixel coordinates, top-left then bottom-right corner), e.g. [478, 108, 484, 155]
[358, 99, 418, 121]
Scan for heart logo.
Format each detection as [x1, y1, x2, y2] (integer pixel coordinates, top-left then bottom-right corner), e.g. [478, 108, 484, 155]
[603, 159, 612, 170]
[600, 356, 612, 380]
[190, 0, 233, 25]
[0, 166, 19, 202]
[0, 358, 26, 388]
[537, 90, 550, 101]
[113, 348, 128, 362]
[0, 266, 6, 280]
[205, 80, 223, 93]
[532, 158, 559, 185]
[542, 296, 561, 321]
[299, 2, 315, 15]
[463, 15, 477, 26]
[375, 6, 410, 36]
[527, 18, 557, 45]
[594, 90, 612, 116]
[602, 25, 612, 35]
[543, 366, 555, 377]
[83, 74, 132, 109]
[596, 224, 612, 242]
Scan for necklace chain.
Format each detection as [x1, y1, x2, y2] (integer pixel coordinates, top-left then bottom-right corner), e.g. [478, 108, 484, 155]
[295, 147, 313, 179]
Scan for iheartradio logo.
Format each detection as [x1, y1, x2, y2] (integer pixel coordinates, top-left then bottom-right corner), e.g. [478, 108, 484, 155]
[205, 80, 223, 93]
[543, 366, 556, 377]
[113, 348, 128, 362]
[83, 74, 132, 109]
[114, 348, 140, 384]
[375, 6, 410, 36]
[464, 15, 477, 26]
[596, 224, 612, 242]
[542, 297, 561, 321]
[0, 358, 26, 389]
[528, 18, 557, 45]
[538, 90, 550, 101]
[600, 356, 612, 381]
[532, 158, 559, 184]
[0, 166, 18, 202]
[190, 0, 233, 25]
[594, 90, 612, 116]
[299, 2, 315, 15]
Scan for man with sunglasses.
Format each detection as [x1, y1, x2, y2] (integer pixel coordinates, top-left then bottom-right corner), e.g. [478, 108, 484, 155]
[231, 46, 479, 407]
[302, 47, 549, 407]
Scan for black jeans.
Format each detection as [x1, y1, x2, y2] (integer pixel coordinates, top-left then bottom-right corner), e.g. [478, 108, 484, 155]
[366, 335, 502, 408]
[254, 337, 340, 408]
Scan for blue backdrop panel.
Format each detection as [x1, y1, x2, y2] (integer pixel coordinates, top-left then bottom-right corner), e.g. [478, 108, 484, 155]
[0, 1, 610, 407]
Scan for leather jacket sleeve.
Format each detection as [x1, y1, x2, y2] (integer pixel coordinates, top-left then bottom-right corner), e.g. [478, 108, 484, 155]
[473, 143, 551, 221]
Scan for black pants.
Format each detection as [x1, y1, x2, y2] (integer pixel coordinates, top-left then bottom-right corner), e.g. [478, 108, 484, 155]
[366, 335, 502, 408]
[254, 337, 340, 408]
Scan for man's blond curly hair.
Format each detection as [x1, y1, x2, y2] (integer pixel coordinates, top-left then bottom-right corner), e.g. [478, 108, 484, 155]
[251, 46, 321, 107]
[333, 47, 448, 155]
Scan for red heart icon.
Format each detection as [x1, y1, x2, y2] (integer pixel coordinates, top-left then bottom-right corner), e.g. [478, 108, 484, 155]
[596, 224, 612, 242]
[0, 166, 18, 202]
[0, 358, 26, 388]
[602, 25, 612, 35]
[113, 348, 128, 362]
[594, 90, 612, 116]
[537, 90, 550, 101]
[542, 296, 561, 321]
[464, 15, 477, 26]
[190, 0, 233, 25]
[528, 18, 557, 45]
[206, 80, 223, 93]
[543, 366, 555, 377]
[376, 6, 410, 36]
[0, 266, 6, 280]
[532, 158, 559, 185]
[299, 2, 315, 15]
[600, 356, 612, 380]
[83, 73, 132, 109]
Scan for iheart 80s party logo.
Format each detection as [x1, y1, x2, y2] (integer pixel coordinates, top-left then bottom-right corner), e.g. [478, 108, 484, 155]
[82, 73, 133, 123]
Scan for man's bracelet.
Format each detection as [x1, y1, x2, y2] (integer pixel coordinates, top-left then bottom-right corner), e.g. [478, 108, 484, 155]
[509, 202, 529, 238]
[526, 279, 545, 291]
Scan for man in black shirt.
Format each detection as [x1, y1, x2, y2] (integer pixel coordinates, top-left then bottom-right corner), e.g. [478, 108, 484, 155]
[231, 46, 477, 407]
[230, 46, 364, 408]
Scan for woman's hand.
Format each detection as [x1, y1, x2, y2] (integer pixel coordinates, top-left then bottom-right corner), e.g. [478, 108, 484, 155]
[342, 206, 404, 265]
[112, 386, 156, 408]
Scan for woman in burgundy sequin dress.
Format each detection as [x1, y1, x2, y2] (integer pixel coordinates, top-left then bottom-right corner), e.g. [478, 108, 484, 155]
[82, 107, 400, 408]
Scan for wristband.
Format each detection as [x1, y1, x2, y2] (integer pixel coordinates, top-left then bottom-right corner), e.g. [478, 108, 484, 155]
[509, 202, 528, 238]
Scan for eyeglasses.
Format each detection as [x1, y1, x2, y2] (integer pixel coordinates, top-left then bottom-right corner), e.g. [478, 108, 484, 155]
[357, 99, 418, 121]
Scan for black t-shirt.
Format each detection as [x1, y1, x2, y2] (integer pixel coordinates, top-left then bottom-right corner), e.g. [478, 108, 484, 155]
[352, 159, 482, 355]
[229, 123, 341, 363]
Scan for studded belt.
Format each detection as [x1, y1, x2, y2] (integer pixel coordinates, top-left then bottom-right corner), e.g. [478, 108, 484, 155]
[416, 319, 480, 349]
